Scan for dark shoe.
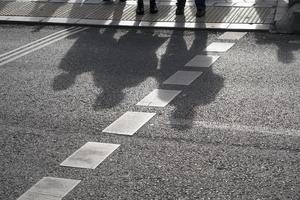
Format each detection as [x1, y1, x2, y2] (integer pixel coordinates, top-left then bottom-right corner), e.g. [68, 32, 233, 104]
[120, 0, 126, 2]
[150, 3, 158, 14]
[136, 4, 144, 15]
[175, 6, 184, 15]
[196, 8, 205, 17]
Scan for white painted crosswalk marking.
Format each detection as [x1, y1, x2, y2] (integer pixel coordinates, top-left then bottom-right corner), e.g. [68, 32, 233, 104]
[17, 192, 60, 200]
[163, 71, 203, 85]
[102, 111, 156, 135]
[185, 55, 220, 68]
[203, 42, 235, 52]
[60, 142, 120, 169]
[218, 32, 247, 40]
[17, 177, 81, 200]
[136, 89, 182, 107]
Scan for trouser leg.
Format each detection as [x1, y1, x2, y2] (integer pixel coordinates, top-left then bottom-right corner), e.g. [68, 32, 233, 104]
[136, 0, 144, 14]
[195, 0, 205, 9]
[176, 0, 186, 15]
[150, 0, 158, 13]
[176, 0, 186, 8]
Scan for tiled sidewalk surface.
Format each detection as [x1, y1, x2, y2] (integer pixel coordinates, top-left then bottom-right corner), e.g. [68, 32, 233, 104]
[0, 0, 279, 30]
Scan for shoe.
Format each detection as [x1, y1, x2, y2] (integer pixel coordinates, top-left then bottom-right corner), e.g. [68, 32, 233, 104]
[136, 4, 144, 15]
[120, 0, 126, 2]
[150, 2, 158, 14]
[196, 9, 205, 17]
[175, 6, 184, 15]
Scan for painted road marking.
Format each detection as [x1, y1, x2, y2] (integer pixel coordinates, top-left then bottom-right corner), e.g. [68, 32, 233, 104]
[17, 192, 60, 200]
[60, 142, 120, 169]
[0, 27, 77, 59]
[288, 40, 300, 44]
[218, 32, 247, 40]
[0, 27, 87, 67]
[17, 177, 81, 200]
[163, 71, 203, 85]
[167, 119, 300, 137]
[102, 111, 156, 135]
[203, 42, 235, 52]
[136, 89, 182, 107]
[185, 55, 220, 68]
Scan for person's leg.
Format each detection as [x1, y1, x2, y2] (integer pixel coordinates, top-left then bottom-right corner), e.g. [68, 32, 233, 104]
[150, 0, 158, 13]
[176, 0, 186, 15]
[136, 0, 144, 15]
[195, 0, 206, 17]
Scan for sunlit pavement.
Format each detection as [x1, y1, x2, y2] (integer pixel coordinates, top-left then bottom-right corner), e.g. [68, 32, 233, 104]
[0, 0, 283, 30]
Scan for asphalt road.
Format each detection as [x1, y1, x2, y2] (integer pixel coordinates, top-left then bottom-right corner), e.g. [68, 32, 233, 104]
[0, 24, 299, 200]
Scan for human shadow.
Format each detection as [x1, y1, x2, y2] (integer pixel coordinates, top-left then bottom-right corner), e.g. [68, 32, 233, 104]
[53, 26, 167, 109]
[158, 29, 224, 130]
[51, 2, 225, 129]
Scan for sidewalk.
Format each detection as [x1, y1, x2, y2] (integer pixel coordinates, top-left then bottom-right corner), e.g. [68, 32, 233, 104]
[0, 0, 280, 30]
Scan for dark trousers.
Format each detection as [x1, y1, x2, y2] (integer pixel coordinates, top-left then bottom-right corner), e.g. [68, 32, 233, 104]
[177, 0, 206, 9]
[138, 0, 156, 5]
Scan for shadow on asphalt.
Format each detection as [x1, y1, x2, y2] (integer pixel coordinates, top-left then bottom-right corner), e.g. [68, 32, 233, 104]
[52, 26, 225, 131]
[254, 33, 300, 63]
[48, 1, 226, 131]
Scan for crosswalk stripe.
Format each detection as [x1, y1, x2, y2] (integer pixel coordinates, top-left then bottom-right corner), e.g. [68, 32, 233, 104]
[102, 111, 156, 135]
[136, 89, 182, 107]
[202, 42, 235, 52]
[163, 71, 203, 85]
[60, 142, 120, 169]
[17, 177, 81, 200]
[218, 31, 247, 40]
[185, 55, 220, 68]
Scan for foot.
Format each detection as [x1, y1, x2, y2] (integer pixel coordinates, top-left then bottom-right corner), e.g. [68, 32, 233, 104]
[196, 8, 205, 17]
[136, 5, 144, 15]
[175, 7, 184, 15]
[150, 3, 158, 14]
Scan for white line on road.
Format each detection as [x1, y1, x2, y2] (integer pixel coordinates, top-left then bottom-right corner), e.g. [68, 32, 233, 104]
[0, 27, 78, 59]
[0, 27, 87, 67]
[167, 118, 300, 137]
[288, 40, 300, 44]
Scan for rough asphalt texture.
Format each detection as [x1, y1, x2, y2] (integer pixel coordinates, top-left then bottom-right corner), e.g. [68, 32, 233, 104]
[0, 24, 299, 200]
